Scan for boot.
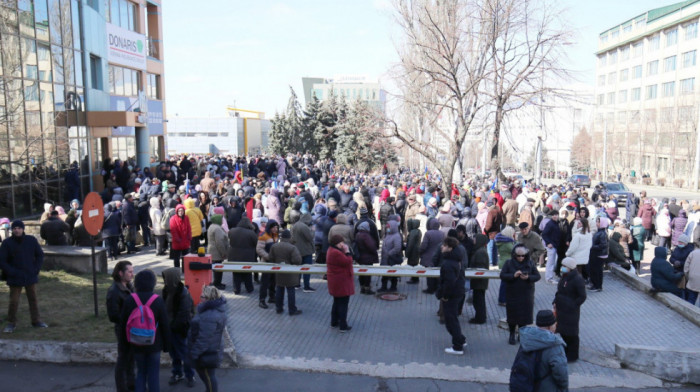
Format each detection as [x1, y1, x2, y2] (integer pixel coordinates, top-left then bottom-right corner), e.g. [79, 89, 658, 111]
[389, 284, 397, 292]
[258, 300, 269, 309]
[364, 286, 375, 295]
[377, 284, 388, 293]
[508, 332, 516, 345]
[360, 287, 367, 294]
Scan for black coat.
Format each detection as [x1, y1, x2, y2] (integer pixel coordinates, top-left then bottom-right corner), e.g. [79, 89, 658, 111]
[500, 255, 541, 326]
[469, 235, 490, 291]
[437, 248, 466, 300]
[40, 217, 69, 246]
[106, 281, 134, 333]
[553, 269, 586, 336]
[0, 235, 44, 287]
[122, 200, 139, 226]
[227, 219, 258, 262]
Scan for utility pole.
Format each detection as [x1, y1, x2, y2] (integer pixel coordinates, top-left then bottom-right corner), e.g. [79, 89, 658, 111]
[482, 129, 487, 176]
[603, 118, 608, 181]
[535, 136, 542, 184]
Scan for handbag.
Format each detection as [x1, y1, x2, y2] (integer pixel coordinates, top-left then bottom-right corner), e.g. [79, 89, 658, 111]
[651, 234, 660, 246]
[196, 351, 220, 368]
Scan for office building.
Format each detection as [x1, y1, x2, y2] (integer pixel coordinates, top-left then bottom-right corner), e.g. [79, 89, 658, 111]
[0, 0, 166, 218]
[593, 0, 700, 182]
[302, 75, 386, 113]
[167, 108, 270, 156]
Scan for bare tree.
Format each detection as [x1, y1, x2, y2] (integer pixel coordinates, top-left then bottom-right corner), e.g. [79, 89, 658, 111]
[388, 0, 572, 188]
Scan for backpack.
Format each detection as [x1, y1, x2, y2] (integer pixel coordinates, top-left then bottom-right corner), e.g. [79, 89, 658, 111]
[160, 208, 174, 231]
[509, 346, 544, 392]
[126, 293, 159, 346]
[629, 228, 639, 251]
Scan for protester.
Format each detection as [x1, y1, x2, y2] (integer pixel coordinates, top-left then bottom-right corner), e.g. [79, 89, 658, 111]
[515, 310, 569, 391]
[355, 221, 378, 294]
[228, 217, 257, 294]
[188, 286, 227, 392]
[553, 257, 587, 362]
[500, 244, 541, 345]
[269, 229, 303, 315]
[650, 246, 684, 298]
[326, 234, 354, 332]
[169, 204, 192, 270]
[468, 234, 489, 324]
[162, 267, 195, 387]
[437, 237, 467, 355]
[207, 214, 229, 290]
[106, 261, 135, 392]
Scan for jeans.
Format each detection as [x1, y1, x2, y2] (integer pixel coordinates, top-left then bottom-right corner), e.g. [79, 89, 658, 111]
[443, 296, 466, 350]
[487, 239, 497, 266]
[471, 289, 486, 322]
[498, 281, 506, 304]
[258, 273, 276, 301]
[133, 351, 160, 392]
[275, 286, 297, 314]
[196, 367, 218, 392]
[686, 289, 698, 306]
[8, 284, 41, 324]
[154, 234, 167, 255]
[589, 256, 605, 289]
[331, 296, 350, 329]
[169, 333, 194, 379]
[301, 255, 313, 289]
[114, 337, 135, 392]
[545, 246, 558, 281]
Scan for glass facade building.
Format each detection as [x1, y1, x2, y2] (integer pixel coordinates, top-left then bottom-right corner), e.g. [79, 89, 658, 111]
[0, 0, 166, 219]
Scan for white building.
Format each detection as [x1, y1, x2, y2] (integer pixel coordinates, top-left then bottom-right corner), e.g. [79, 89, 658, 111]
[593, 0, 700, 183]
[167, 112, 270, 156]
[302, 75, 387, 113]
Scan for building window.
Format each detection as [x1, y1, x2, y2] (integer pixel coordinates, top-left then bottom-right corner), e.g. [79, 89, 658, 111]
[619, 69, 628, 82]
[598, 54, 607, 67]
[662, 81, 675, 97]
[617, 111, 626, 124]
[597, 94, 604, 105]
[90, 55, 102, 90]
[147, 73, 160, 99]
[646, 84, 657, 99]
[600, 33, 608, 44]
[679, 106, 694, 122]
[620, 46, 630, 61]
[631, 87, 641, 101]
[607, 92, 615, 104]
[647, 60, 658, 76]
[686, 21, 698, 40]
[607, 72, 616, 84]
[664, 55, 676, 72]
[681, 78, 695, 94]
[610, 28, 619, 39]
[632, 42, 643, 57]
[609, 51, 618, 64]
[630, 110, 640, 123]
[683, 50, 697, 68]
[618, 90, 627, 103]
[623, 23, 632, 34]
[632, 65, 642, 79]
[648, 34, 660, 51]
[660, 107, 673, 123]
[666, 28, 678, 46]
[645, 109, 656, 122]
[108, 64, 140, 97]
[107, 0, 137, 32]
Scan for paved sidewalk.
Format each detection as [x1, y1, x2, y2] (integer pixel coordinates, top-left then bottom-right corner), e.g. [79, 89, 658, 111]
[114, 248, 700, 388]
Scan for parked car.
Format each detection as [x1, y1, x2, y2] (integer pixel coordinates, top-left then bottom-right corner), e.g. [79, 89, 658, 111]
[567, 174, 591, 188]
[598, 182, 632, 206]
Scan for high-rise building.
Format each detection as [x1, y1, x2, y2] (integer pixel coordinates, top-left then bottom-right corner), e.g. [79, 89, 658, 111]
[301, 75, 386, 113]
[593, 0, 700, 183]
[0, 0, 166, 218]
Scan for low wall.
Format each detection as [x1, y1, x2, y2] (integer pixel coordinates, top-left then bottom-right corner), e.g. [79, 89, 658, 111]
[616, 344, 700, 384]
[42, 246, 109, 274]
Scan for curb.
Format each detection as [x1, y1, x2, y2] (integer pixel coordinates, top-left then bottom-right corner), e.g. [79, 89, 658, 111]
[609, 264, 700, 328]
[0, 326, 237, 368]
[616, 344, 700, 384]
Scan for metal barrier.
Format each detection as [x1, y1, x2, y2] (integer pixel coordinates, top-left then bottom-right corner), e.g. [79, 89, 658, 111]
[216, 262, 501, 279]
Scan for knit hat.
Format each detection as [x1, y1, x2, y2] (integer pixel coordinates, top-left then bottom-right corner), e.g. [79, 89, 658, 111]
[561, 257, 577, 270]
[280, 229, 292, 239]
[11, 220, 24, 230]
[678, 234, 690, 244]
[536, 310, 556, 327]
[358, 222, 370, 232]
[518, 222, 529, 230]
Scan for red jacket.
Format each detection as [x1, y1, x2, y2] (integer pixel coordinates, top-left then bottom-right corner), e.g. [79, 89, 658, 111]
[169, 204, 192, 251]
[245, 199, 255, 221]
[326, 246, 355, 297]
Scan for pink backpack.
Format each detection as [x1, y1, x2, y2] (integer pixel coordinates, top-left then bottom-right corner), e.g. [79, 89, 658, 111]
[126, 293, 159, 345]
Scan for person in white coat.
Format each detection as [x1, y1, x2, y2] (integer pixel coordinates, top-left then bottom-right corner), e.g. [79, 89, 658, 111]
[565, 218, 592, 279]
[656, 208, 672, 250]
[149, 197, 167, 256]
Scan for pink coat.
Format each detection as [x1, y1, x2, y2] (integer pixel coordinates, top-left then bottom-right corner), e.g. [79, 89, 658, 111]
[326, 246, 355, 297]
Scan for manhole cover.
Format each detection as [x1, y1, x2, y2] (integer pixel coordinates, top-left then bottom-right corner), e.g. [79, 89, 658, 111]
[377, 293, 407, 301]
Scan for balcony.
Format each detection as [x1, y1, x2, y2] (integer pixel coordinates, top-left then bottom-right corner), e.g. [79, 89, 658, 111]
[147, 37, 160, 60]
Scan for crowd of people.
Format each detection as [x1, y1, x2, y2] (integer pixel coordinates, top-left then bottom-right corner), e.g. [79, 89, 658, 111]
[3, 152, 700, 391]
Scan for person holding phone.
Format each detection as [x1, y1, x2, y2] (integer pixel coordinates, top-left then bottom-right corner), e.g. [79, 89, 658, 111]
[500, 244, 541, 345]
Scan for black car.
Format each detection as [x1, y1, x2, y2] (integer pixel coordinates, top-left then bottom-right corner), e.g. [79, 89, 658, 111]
[597, 182, 632, 206]
[567, 174, 591, 188]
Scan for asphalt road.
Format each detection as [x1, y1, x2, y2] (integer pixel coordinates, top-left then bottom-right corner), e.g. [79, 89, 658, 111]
[0, 361, 695, 392]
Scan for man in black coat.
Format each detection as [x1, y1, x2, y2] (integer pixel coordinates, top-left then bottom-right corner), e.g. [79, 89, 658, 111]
[106, 260, 135, 392]
[437, 237, 467, 355]
[122, 194, 139, 253]
[554, 257, 587, 362]
[0, 220, 47, 333]
[40, 210, 69, 245]
[162, 267, 195, 386]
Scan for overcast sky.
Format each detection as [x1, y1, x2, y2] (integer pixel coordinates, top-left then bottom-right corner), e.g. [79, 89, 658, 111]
[162, 0, 667, 119]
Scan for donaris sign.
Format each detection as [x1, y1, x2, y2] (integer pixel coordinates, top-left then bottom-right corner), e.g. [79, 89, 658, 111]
[107, 23, 147, 70]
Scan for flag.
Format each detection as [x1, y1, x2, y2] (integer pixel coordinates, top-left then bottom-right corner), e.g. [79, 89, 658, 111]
[424, 165, 428, 180]
[491, 178, 497, 191]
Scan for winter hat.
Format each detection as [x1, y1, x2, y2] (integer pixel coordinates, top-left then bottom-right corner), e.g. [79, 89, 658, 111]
[280, 229, 292, 239]
[134, 269, 156, 292]
[518, 222, 529, 230]
[210, 214, 223, 226]
[328, 210, 339, 219]
[358, 222, 370, 232]
[11, 220, 24, 230]
[536, 310, 557, 327]
[428, 197, 437, 207]
[359, 207, 368, 216]
[678, 234, 690, 245]
[561, 257, 577, 270]
[633, 217, 643, 226]
[329, 234, 345, 247]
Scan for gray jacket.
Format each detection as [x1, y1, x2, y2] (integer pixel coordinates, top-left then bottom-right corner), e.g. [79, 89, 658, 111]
[419, 218, 445, 267]
[381, 221, 403, 266]
[207, 223, 229, 262]
[518, 326, 569, 392]
[188, 297, 227, 368]
[291, 214, 315, 257]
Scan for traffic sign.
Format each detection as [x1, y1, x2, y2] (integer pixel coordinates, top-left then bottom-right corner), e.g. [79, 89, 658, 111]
[82, 192, 104, 236]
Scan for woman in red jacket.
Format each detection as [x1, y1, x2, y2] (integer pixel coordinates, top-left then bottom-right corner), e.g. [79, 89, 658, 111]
[169, 204, 191, 270]
[326, 234, 355, 332]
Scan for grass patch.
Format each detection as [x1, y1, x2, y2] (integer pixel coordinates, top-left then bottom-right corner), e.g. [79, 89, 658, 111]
[0, 270, 117, 342]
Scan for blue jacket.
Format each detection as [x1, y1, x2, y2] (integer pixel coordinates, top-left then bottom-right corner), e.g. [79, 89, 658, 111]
[650, 246, 683, 296]
[188, 298, 227, 368]
[519, 326, 569, 392]
[103, 204, 122, 237]
[0, 235, 44, 287]
[122, 200, 139, 226]
[590, 228, 609, 258]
